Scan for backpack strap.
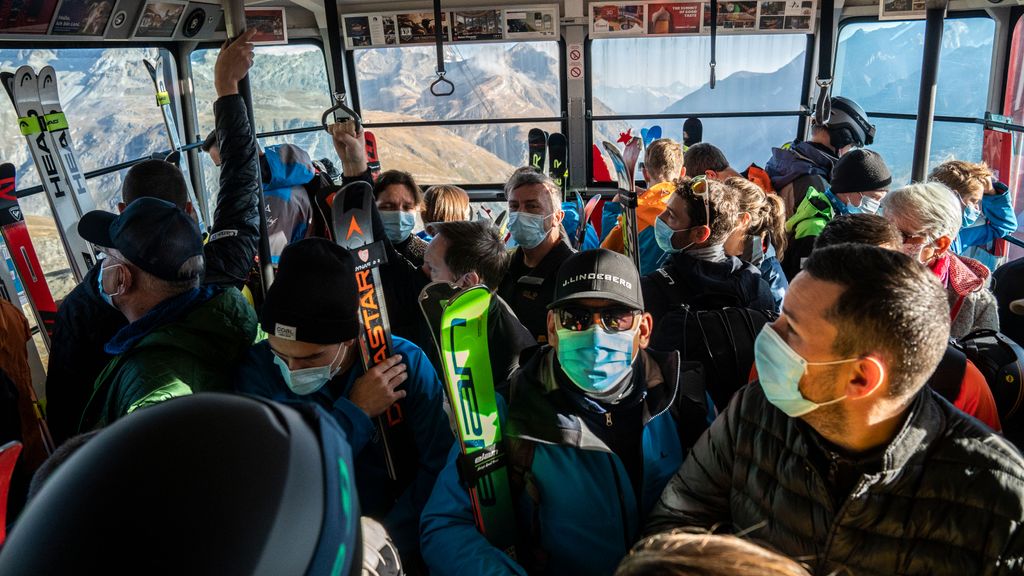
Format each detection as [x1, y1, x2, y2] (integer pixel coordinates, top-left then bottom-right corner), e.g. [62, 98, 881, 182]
[930, 343, 968, 404]
[506, 436, 547, 571]
[669, 358, 713, 450]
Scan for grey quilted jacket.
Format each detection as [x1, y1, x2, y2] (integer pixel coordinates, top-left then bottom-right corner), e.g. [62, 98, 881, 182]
[646, 383, 1024, 575]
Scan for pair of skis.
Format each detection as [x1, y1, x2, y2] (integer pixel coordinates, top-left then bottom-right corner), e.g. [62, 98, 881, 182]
[419, 282, 517, 559]
[527, 128, 569, 194]
[2, 65, 98, 283]
[603, 136, 644, 272]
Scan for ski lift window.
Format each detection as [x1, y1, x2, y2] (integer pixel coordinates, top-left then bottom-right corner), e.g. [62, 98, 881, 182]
[0, 47, 176, 200]
[189, 43, 333, 204]
[588, 34, 807, 182]
[350, 42, 561, 184]
[834, 17, 995, 185]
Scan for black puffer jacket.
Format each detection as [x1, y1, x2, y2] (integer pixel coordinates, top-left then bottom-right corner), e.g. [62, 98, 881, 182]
[646, 383, 1024, 575]
[45, 94, 261, 444]
[641, 251, 775, 325]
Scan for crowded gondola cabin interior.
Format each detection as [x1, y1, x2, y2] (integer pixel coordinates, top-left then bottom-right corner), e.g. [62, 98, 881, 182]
[2, 0, 1024, 572]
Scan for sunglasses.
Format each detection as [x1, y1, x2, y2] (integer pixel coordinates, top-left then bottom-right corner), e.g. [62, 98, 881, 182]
[557, 305, 640, 333]
[687, 176, 711, 227]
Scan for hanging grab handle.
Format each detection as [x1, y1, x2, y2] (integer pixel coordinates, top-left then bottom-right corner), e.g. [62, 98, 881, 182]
[321, 92, 362, 132]
[429, 0, 455, 97]
[813, 0, 835, 126]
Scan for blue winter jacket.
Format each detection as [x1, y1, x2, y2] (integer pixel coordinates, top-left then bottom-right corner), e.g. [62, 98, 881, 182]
[953, 184, 1018, 256]
[764, 141, 836, 191]
[420, 346, 711, 576]
[235, 336, 454, 559]
[262, 144, 315, 264]
[560, 200, 600, 250]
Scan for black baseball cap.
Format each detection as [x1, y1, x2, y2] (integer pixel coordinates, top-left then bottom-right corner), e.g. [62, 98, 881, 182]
[78, 197, 203, 282]
[549, 249, 644, 310]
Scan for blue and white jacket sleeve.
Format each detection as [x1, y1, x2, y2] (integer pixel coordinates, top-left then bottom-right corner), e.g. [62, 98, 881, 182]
[958, 183, 1019, 251]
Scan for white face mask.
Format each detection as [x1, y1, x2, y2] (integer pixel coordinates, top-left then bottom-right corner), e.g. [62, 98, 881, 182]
[273, 343, 345, 396]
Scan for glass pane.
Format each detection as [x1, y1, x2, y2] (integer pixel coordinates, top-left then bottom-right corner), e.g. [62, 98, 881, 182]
[835, 18, 994, 118]
[864, 116, 983, 186]
[353, 42, 561, 123]
[0, 47, 178, 210]
[592, 116, 800, 181]
[591, 35, 807, 115]
[190, 44, 332, 138]
[366, 122, 561, 184]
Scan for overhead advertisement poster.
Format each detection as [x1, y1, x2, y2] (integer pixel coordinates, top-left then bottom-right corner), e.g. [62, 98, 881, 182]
[245, 7, 287, 45]
[342, 4, 558, 48]
[503, 6, 557, 39]
[591, 3, 646, 37]
[879, 0, 925, 20]
[452, 9, 502, 41]
[133, 0, 185, 38]
[590, 0, 816, 38]
[396, 11, 449, 45]
[647, 3, 700, 35]
[0, 0, 59, 34]
[49, 0, 114, 36]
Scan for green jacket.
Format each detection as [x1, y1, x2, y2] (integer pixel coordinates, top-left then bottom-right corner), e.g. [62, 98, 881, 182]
[80, 287, 257, 431]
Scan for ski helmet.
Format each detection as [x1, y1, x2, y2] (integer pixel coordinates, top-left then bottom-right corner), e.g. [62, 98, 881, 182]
[824, 96, 875, 149]
[0, 394, 362, 576]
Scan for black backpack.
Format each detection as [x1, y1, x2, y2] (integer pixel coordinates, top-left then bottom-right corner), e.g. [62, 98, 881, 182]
[931, 329, 1024, 446]
[650, 298, 776, 411]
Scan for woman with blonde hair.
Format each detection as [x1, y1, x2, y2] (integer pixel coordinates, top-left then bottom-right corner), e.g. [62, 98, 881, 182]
[723, 177, 788, 313]
[421, 185, 471, 234]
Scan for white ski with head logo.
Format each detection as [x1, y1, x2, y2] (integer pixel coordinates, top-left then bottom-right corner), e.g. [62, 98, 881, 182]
[37, 66, 98, 218]
[3, 66, 94, 281]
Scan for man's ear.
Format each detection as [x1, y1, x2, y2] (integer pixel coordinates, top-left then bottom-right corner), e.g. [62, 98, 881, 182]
[546, 310, 559, 347]
[553, 207, 565, 225]
[679, 166, 687, 179]
[845, 356, 886, 400]
[695, 225, 711, 244]
[934, 236, 953, 256]
[636, 312, 653, 350]
[457, 271, 481, 289]
[705, 170, 718, 181]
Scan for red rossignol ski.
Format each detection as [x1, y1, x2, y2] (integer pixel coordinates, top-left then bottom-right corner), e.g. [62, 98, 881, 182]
[0, 163, 57, 346]
[365, 131, 381, 184]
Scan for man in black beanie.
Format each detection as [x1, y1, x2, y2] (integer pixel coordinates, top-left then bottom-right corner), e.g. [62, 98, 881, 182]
[235, 237, 453, 566]
[782, 148, 891, 278]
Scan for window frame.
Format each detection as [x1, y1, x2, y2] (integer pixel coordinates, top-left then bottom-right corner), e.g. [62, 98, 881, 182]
[343, 38, 568, 190]
[2, 42, 183, 201]
[583, 33, 815, 186]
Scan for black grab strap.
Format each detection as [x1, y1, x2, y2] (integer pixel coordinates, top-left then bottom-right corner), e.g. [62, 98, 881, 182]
[709, 0, 717, 89]
[814, 0, 835, 125]
[430, 0, 455, 96]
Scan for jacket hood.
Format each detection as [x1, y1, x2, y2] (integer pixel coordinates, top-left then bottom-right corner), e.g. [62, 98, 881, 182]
[665, 251, 767, 307]
[507, 346, 681, 450]
[263, 144, 315, 190]
[132, 287, 257, 364]
[765, 141, 837, 190]
[785, 186, 835, 240]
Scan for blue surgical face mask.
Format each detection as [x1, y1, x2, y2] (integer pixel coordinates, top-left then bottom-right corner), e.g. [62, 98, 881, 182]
[274, 343, 345, 396]
[97, 262, 124, 308]
[381, 210, 416, 243]
[556, 325, 636, 394]
[654, 217, 697, 254]
[508, 211, 552, 249]
[754, 325, 878, 418]
[962, 204, 981, 228]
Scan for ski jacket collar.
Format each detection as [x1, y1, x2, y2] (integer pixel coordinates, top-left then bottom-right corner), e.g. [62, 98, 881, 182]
[104, 286, 214, 355]
[766, 141, 837, 190]
[507, 346, 682, 452]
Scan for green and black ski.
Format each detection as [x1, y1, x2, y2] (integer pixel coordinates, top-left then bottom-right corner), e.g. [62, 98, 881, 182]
[419, 282, 517, 558]
[547, 132, 568, 194]
[528, 128, 547, 172]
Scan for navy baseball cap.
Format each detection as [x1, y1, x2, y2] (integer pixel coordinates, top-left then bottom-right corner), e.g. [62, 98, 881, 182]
[549, 249, 644, 310]
[78, 197, 203, 281]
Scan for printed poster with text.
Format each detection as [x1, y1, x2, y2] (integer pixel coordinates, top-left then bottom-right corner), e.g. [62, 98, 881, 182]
[0, 0, 59, 34]
[591, 3, 646, 37]
[396, 11, 449, 44]
[647, 3, 701, 35]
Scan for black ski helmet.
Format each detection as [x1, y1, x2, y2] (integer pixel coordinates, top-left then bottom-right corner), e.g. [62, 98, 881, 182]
[0, 394, 361, 576]
[823, 96, 875, 150]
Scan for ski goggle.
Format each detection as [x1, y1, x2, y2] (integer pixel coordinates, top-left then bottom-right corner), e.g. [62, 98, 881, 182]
[557, 305, 640, 333]
[685, 176, 711, 227]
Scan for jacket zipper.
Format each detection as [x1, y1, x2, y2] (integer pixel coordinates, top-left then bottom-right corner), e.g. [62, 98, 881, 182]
[820, 475, 871, 572]
[607, 453, 632, 552]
